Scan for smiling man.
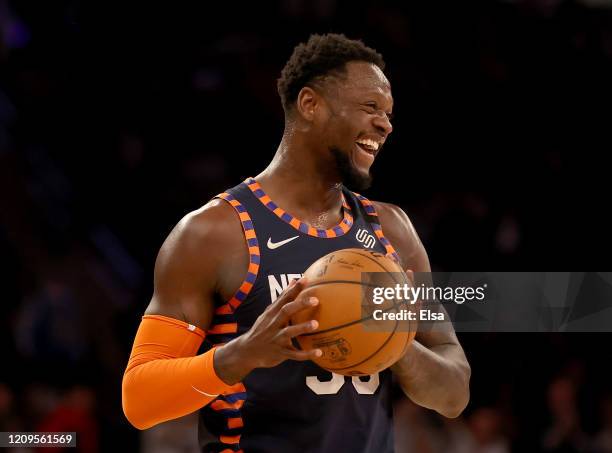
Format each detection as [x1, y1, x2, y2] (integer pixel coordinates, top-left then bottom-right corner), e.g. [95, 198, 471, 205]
[122, 33, 470, 453]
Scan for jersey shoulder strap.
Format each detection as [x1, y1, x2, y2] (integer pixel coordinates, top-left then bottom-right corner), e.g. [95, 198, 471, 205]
[345, 189, 401, 263]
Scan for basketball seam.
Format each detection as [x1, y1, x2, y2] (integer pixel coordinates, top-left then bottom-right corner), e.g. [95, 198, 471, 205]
[305, 279, 399, 290]
[326, 319, 400, 372]
[339, 249, 406, 282]
[299, 280, 409, 336]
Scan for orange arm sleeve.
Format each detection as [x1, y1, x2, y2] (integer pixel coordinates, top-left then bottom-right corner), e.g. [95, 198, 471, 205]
[122, 315, 233, 430]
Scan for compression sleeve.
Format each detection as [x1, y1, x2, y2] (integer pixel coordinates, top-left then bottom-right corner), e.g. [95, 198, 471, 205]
[122, 314, 233, 430]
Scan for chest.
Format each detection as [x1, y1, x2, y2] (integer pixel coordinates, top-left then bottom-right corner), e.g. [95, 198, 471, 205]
[234, 223, 386, 330]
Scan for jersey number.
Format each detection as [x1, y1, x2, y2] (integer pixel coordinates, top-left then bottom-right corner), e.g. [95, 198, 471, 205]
[306, 372, 380, 395]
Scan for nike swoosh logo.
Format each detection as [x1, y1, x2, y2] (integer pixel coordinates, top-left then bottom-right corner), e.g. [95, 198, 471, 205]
[267, 235, 299, 250]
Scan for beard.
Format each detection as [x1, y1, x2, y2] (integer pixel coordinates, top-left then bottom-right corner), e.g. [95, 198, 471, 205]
[330, 146, 373, 191]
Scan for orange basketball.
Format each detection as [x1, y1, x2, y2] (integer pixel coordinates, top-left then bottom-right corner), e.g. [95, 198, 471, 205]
[291, 248, 416, 376]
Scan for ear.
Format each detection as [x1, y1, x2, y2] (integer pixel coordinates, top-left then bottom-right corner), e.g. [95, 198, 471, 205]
[296, 87, 319, 122]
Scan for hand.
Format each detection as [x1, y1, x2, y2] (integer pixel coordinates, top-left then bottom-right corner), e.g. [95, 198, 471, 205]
[214, 278, 322, 384]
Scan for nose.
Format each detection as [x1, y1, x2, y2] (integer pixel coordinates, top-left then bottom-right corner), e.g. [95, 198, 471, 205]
[372, 112, 393, 137]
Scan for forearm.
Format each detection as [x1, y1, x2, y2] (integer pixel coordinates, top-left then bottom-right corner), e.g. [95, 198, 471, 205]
[123, 349, 234, 429]
[122, 315, 233, 430]
[391, 340, 470, 418]
[214, 336, 256, 385]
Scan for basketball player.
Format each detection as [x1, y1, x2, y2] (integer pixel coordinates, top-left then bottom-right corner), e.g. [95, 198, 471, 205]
[122, 33, 470, 452]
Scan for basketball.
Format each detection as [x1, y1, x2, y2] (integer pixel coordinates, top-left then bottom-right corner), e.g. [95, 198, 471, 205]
[292, 248, 416, 376]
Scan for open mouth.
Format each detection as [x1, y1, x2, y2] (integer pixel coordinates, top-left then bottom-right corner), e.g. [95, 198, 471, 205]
[355, 138, 380, 155]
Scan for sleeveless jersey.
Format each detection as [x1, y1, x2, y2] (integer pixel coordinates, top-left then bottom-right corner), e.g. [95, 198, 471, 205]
[198, 177, 401, 453]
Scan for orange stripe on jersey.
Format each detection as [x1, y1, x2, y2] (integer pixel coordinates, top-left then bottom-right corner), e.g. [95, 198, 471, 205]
[245, 229, 256, 239]
[238, 281, 253, 294]
[228, 297, 241, 310]
[215, 304, 233, 315]
[220, 435, 241, 444]
[228, 417, 244, 429]
[289, 218, 300, 229]
[210, 399, 245, 411]
[248, 246, 259, 255]
[207, 323, 238, 335]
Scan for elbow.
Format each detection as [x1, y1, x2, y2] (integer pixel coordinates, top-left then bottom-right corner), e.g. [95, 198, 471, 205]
[123, 412, 149, 431]
[439, 390, 470, 418]
[122, 406, 150, 431]
[122, 373, 152, 430]
[440, 361, 471, 419]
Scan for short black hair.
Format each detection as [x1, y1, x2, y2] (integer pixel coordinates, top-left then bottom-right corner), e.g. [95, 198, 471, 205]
[277, 33, 385, 113]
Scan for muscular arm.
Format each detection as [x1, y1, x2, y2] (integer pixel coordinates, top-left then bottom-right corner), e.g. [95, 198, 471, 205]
[374, 201, 471, 418]
[122, 199, 246, 429]
[122, 199, 321, 429]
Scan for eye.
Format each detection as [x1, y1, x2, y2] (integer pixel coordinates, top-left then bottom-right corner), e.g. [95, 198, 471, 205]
[386, 112, 394, 121]
[362, 102, 377, 111]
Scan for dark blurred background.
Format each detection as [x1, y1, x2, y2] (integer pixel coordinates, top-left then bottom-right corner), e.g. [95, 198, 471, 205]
[1, 0, 612, 452]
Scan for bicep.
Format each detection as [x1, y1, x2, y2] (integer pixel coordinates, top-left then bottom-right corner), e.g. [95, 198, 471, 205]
[144, 213, 218, 331]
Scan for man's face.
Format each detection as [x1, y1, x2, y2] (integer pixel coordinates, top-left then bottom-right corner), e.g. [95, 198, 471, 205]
[316, 61, 394, 190]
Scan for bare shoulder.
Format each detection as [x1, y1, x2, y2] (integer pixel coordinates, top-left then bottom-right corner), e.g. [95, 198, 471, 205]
[145, 198, 247, 329]
[371, 201, 430, 272]
[157, 198, 242, 263]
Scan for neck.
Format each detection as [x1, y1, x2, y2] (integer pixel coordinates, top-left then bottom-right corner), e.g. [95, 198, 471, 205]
[255, 131, 344, 220]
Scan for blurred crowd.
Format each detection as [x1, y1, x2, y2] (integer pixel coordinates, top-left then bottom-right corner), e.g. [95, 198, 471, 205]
[1, 0, 612, 451]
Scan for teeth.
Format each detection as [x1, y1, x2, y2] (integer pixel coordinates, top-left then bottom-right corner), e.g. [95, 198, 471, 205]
[356, 138, 380, 151]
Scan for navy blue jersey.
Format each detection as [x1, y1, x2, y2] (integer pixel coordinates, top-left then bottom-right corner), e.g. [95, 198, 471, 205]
[198, 178, 401, 453]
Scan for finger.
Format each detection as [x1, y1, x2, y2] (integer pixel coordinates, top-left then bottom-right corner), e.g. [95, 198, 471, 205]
[404, 269, 415, 285]
[275, 296, 319, 325]
[282, 347, 323, 362]
[269, 277, 308, 311]
[279, 320, 319, 339]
